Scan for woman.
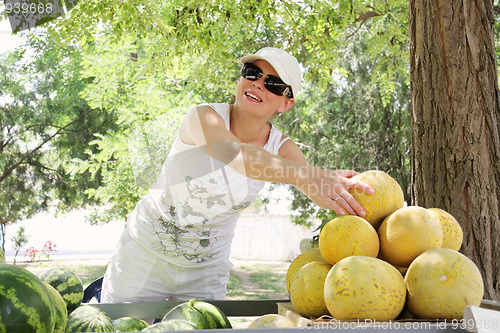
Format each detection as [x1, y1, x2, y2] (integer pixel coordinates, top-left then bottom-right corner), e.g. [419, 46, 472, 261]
[101, 47, 373, 303]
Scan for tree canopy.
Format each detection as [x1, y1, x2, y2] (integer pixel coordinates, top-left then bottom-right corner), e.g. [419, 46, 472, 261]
[0, 0, 436, 228]
[50, 0, 409, 96]
[0, 32, 118, 242]
[51, 0, 410, 224]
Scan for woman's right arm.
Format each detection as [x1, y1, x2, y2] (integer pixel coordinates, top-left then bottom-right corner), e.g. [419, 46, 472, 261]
[179, 105, 373, 217]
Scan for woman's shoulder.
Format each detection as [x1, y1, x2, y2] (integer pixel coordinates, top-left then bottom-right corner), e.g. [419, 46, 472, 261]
[196, 103, 230, 129]
[198, 103, 230, 118]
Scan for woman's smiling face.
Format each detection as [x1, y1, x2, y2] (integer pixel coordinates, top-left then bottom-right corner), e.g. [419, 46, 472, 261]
[235, 59, 294, 119]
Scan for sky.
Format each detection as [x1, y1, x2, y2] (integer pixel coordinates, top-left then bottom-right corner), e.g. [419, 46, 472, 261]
[0, 16, 23, 54]
[3, 210, 125, 259]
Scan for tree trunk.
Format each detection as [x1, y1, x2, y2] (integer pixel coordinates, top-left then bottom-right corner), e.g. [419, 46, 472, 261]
[409, 0, 500, 301]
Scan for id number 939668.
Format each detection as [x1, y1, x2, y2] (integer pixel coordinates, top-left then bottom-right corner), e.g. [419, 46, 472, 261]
[451, 318, 498, 330]
[5, 2, 53, 15]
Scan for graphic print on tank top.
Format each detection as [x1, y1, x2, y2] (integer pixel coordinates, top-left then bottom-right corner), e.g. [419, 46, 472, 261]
[147, 151, 253, 264]
[135, 104, 286, 265]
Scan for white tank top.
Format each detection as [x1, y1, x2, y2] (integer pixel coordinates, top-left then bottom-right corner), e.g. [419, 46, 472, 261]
[126, 103, 290, 267]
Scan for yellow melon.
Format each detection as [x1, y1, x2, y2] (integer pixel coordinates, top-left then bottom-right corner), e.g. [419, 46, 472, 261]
[318, 215, 379, 265]
[324, 256, 406, 321]
[428, 208, 463, 251]
[348, 170, 405, 228]
[378, 206, 443, 267]
[290, 261, 332, 318]
[377, 252, 408, 276]
[286, 248, 327, 293]
[405, 248, 484, 320]
[247, 314, 295, 328]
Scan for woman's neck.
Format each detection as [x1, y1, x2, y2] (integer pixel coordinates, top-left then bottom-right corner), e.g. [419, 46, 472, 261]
[230, 104, 272, 147]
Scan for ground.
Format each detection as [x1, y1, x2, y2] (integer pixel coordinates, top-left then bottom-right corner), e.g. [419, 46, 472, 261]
[15, 257, 292, 329]
[227, 259, 289, 300]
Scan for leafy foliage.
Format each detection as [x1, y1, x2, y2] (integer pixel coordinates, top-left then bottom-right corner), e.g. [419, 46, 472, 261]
[276, 29, 411, 226]
[2, 0, 413, 227]
[47, 0, 409, 99]
[68, 35, 191, 223]
[0, 32, 118, 244]
[11, 226, 29, 264]
[50, 0, 410, 225]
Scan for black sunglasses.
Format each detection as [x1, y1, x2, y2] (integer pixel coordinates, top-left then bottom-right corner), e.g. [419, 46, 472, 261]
[241, 63, 293, 98]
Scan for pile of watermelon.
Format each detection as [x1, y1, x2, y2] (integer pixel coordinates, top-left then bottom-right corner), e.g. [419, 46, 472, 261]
[0, 263, 234, 332]
[0, 264, 74, 333]
[65, 298, 233, 332]
[140, 299, 232, 332]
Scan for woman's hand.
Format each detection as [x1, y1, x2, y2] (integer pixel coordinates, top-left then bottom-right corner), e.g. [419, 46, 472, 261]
[296, 167, 374, 217]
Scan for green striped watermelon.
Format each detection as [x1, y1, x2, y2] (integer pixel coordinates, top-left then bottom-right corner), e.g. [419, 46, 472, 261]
[142, 319, 197, 332]
[162, 299, 232, 329]
[38, 268, 84, 314]
[0, 264, 57, 333]
[43, 282, 68, 333]
[112, 317, 149, 332]
[65, 305, 114, 332]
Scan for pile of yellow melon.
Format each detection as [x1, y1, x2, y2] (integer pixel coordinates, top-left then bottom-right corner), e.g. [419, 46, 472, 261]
[287, 170, 484, 322]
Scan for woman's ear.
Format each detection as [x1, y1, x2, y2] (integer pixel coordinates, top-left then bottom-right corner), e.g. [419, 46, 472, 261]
[277, 98, 295, 114]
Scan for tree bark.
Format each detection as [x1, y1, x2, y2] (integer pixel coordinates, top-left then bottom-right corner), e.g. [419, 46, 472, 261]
[409, 0, 500, 300]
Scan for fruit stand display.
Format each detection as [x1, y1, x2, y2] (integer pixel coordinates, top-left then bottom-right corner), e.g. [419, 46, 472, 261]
[87, 299, 499, 332]
[1, 169, 500, 332]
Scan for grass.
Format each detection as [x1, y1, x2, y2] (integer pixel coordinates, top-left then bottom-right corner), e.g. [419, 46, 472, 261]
[19, 259, 290, 300]
[19, 260, 108, 287]
[227, 263, 289, 300]
[249, 267, 287, 294]
[67, 263, 108, 286]
[226, 271, 249, 298]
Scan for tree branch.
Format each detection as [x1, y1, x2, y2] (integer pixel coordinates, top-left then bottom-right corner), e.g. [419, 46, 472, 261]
[494, 6, 500, 16]
[354, 11, 382, 23]
[0, 109, 93, 183]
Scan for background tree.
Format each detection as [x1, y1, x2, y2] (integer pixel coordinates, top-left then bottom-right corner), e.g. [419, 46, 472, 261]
[50, 0, 409, 224]
[10, 226, 29, 264]
[47, 0, 409, 99]
[0, 232, 4, 263]
[277, 29, 411, 227]
[410, 0, 500, 300]
[0, 33, 118, 249]
[68, 33, 191, 223]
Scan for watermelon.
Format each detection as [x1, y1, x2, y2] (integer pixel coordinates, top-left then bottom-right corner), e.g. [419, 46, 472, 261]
[65, 305, 114, 332]
[0, 264, 57, 333]
[43, 282, 68, 333]
[38, 268, 84, 314]
[112, 317, 149, 332]
[142, 320, 197, 332]
[162, 299, 232, 329]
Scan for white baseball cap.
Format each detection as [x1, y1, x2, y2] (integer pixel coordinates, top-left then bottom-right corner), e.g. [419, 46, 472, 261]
[240, 47, 302, 97]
